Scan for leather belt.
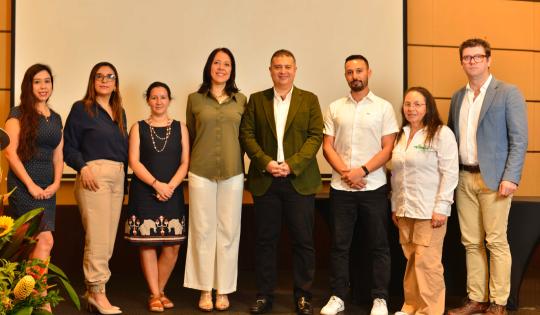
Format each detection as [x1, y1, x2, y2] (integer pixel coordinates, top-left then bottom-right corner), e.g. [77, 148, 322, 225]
[459, 164, 480, 173]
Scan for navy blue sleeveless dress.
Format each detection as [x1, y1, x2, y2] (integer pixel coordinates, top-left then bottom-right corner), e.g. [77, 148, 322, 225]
[7, 106, 63, 231]
[125, 120, 186, 246]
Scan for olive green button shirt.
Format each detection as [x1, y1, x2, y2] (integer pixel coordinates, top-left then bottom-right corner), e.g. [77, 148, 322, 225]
[186, 91, 247, 180]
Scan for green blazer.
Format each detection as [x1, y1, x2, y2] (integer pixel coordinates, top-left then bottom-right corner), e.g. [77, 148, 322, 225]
[239, 87, 323, 196]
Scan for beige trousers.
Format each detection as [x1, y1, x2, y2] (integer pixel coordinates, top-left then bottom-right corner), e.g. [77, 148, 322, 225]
[75, 159, 125, 293]
[456, 171, 512, 305]
[184, 172, 244, 294]
[397, 217, 447, 315]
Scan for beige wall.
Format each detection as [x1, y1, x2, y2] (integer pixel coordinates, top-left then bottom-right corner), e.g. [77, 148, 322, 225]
[408, 0, 540, 196]
[2, 1, 539, 203]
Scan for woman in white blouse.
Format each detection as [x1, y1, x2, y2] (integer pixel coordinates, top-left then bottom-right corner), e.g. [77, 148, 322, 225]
[391, 87, 459, 315]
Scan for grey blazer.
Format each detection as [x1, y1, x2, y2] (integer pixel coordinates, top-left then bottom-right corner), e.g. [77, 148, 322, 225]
[448, 77, 528, 191]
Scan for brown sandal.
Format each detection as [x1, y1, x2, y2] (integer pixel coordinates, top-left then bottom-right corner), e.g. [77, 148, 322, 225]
[160, 292, 174, 309]
[215, 294, 230, 311]
[149, 295, 164, 312]
[198, 291, 213, 312]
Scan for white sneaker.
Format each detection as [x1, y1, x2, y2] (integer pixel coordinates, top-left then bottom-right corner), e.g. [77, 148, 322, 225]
[370, 298, 388, 315]
[320, 296, 345, 315]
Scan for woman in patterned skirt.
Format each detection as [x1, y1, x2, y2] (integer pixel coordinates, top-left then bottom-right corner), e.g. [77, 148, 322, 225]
[125, 81, 189, 312]
[4, 64, 63, 313]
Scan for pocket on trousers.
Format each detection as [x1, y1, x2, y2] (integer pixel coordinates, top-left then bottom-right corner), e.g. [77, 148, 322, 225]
[411, 219, 433, 247]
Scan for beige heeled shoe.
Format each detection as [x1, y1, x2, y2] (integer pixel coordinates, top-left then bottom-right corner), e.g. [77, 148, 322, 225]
[87, 295, 122, 314]
[198, 291, 213, 312]
[215, 293, 230, 311]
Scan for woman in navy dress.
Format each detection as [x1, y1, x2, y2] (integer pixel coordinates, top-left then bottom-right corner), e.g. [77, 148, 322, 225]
[125, 82, 189, 312]
[4, 63, 63, 313]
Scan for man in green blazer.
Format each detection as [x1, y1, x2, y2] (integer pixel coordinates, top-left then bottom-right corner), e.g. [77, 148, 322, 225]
[240, 49, 323, 315]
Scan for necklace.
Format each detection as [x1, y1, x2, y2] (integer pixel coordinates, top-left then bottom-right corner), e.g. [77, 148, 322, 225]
[211, 90, 228, 104]
[148, 120, 172, 152]
[36, 106, 51, 122]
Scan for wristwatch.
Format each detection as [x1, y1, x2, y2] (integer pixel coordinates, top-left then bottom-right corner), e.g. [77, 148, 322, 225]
[361, 165, 370, 176]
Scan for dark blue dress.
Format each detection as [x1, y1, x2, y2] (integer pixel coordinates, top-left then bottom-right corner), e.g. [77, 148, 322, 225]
[7, 106, 63, 231]
[125, 120, 186, 245]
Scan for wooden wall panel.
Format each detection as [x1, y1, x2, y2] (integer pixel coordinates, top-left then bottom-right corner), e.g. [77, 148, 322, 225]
[407, 46, 433, 91]
[416, 47, 536, 100]
[432, 47, 463, 98]
[0, 0, 10, 31]
[535, 3, 540, 51]
[407, 0, 433, 44]
[515, 153, 540, 197]
[436, 98, 450, 124]
[534, 52, 540, 101]
[490, 50, 534, 100]
[528, 102, 540, 151]
[432, 0, 534, 50]
[0, 33, 10, 89]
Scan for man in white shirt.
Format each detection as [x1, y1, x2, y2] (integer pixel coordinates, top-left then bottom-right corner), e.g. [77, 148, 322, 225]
[447, 38, 528, 315]
[240, 49, 323, 315]
[321, 55, 398, 315]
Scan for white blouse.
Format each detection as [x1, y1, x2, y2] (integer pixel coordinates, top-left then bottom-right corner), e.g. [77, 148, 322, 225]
[391, 125, 459, 219]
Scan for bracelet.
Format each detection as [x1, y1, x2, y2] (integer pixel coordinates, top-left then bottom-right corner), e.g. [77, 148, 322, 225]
[361, 165, 370, 175]
[151, 179, 157, 187]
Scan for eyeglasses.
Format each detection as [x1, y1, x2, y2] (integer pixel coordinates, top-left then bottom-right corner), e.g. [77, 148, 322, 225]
[461, 54, 487, 63]
[95, 74, 116, 82]
[403, 102, 425, 108]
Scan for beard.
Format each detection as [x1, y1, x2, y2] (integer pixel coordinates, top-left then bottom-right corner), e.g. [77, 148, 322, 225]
[349, 79, 367, 92]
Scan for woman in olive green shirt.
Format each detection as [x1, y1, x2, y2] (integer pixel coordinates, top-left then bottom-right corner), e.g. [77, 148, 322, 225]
[183, 47, 247, 312]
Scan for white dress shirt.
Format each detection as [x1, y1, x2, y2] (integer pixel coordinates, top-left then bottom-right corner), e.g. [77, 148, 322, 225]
[273, 87, 293, 162]
[458, 75, 492, 165]
[324, 91, 399, 191]
[391, 125, 459, 218]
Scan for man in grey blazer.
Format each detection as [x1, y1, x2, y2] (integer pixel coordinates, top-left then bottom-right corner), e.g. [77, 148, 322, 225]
[447, 38, 528, 315]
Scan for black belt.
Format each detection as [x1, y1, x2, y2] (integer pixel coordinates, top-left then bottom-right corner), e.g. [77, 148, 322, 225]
[459, 164, 481, 173]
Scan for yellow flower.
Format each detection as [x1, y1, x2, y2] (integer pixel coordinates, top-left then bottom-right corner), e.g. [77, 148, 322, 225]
[0, 215, 15, 237]
[13, 275, 35, 300]
[1, 296, 12, 310]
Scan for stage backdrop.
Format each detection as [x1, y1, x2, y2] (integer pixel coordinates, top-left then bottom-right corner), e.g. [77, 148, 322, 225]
[13, 0, 404, 175]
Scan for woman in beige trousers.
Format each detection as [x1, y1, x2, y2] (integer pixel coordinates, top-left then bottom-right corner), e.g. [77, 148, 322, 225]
[64, 62, 128, 315]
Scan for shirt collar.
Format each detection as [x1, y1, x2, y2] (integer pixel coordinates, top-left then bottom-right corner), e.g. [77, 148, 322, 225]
[466, 74, 492, 94]
[203, 90, 238, 102]
[347, 90, 374, 105]
[273, 86, 294, 103]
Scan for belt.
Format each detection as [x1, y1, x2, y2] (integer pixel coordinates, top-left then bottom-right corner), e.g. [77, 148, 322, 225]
[459, 164, 481, 173]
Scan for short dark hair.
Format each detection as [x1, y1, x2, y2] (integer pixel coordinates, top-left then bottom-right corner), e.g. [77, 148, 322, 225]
[198, 47, 239, 96]
[145, 81, 172, 101]
[459, 38, 491, 60]
[345, 54, 369, 68]
[270, 49, 296, 64]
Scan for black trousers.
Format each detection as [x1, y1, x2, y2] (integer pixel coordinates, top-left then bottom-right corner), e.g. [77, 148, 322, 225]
[329, 185, 391, 300]
[253, 177, 315, 300]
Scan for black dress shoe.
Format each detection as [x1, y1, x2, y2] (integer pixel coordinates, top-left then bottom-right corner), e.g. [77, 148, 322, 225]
[250, 297, 273, 314]
[296, 297, 313, 315]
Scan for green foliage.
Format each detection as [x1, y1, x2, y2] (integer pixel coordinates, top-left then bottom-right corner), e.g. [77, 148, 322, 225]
[0, 208, 80, 314]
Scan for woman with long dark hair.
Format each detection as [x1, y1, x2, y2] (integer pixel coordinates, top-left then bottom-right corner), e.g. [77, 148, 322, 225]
[4, 63, 63, 313]
[124, 82, 190, 312]
[391, 87, 459, 315]
[183, 48, 247, 311]
[64, 62, 128, 314]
